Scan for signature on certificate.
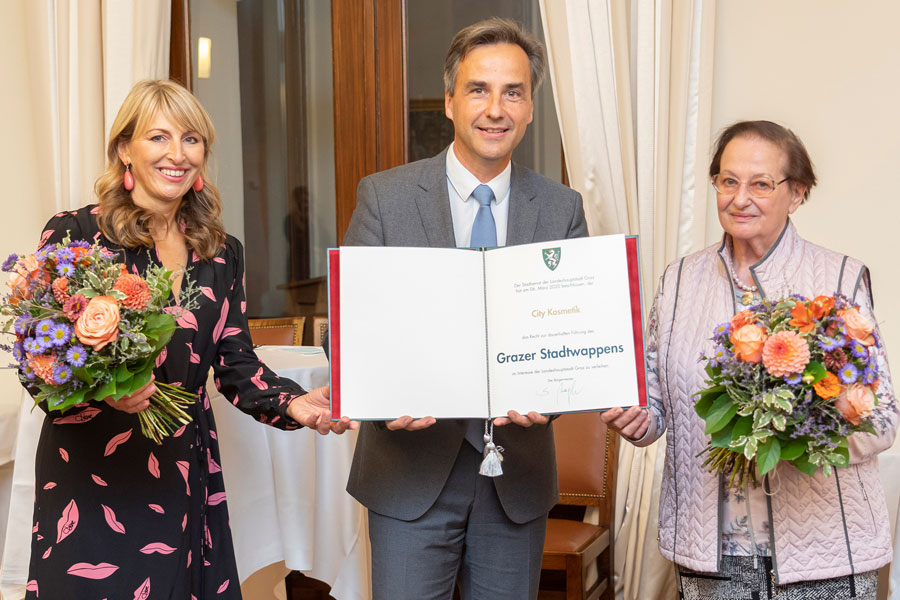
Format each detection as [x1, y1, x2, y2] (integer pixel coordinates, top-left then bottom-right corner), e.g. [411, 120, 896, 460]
[536, 378, 582, 408]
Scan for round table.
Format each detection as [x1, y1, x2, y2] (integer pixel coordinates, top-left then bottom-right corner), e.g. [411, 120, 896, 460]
[0, 346, 370, 600]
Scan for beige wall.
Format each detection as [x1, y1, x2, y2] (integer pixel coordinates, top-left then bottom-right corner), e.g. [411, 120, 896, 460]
[707, 0, 900, 358]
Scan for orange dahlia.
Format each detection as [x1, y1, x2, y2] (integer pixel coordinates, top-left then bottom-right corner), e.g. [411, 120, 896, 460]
[762, 330, 811, 377]
[113, 274, 152, 310]
[52, 276, 70, 304]
[28, 354, 57, 384]
[813, 372, 841, 399]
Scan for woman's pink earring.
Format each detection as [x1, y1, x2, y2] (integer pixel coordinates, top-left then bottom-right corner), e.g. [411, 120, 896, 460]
[123, 164, 134, 191]
[192, 175, 204, 192]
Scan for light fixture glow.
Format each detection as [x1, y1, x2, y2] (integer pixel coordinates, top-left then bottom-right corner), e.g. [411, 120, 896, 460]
[198, 37, 211, 79]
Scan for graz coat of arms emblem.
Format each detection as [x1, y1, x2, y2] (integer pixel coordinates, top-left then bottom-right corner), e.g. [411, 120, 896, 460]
[542, 247, 561, 271]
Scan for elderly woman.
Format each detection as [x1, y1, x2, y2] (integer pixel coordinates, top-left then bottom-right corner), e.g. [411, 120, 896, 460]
[603, 120, 897, 599]
[23, 80, 352, 599]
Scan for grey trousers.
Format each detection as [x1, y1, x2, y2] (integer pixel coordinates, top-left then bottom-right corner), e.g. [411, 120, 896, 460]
[677, 555, 878, 600]
[367, 442, 548, 600]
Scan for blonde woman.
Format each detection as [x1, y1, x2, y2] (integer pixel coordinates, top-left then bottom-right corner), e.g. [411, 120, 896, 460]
[23, 80, 351, 599]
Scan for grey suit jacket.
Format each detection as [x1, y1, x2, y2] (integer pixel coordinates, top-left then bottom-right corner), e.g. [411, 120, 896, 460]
[343, 147, 588, 524]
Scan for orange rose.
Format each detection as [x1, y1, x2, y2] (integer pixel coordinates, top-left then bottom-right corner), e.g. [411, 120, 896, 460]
[834, 382, 875, 426]
[75, 296, 120, 350]
[813, 372, 841, 399]
[809, 296, 835, 320]
[730, 310, 756, 331]
[839, 307, 875, 346]
[730, 324, 767, 363]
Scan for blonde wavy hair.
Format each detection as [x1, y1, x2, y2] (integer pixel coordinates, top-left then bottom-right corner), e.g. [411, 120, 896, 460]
[95, 80, 226, 260]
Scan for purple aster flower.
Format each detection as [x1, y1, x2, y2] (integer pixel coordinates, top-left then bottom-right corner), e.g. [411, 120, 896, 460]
[22, 363, 35, 379]
[24, 337, 42, 355]
[36, 333, 55, 350]
[712, 345, 728, 365]
[68, 240, 90, 248]
[53, 364, 73, 384]
[49, 323, 71, 347]
[862, 366, 877, 385]
[65, 345, 87, 367]
[55, 248, 75, 263]
[832, 334, 847, 347]
[55, 261, 75, 277]
[13, 315, 30, 335]
[1, 253, 18, 272]
[35, 319, 54, 336]
[838, 363, 859, 384]
[784, 373, 803, 386]
[713, 322, 731, 340]
[818, 337, 839, 352]
[12, 341, 24, 362]
[849, 340, 868, 360]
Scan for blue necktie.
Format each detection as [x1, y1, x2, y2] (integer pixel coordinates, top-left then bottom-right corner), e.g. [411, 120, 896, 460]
[465, 184, 496, 451]
[469, 184, 497, 248]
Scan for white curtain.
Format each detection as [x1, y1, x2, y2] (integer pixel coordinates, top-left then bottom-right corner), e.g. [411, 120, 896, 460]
[539, 1, 717, 599]
[0, 3, 170, 597]
[23, 0, 171, 214]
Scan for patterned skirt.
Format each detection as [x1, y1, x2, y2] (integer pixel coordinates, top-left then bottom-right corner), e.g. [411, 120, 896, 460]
[677, 556, 877, 600]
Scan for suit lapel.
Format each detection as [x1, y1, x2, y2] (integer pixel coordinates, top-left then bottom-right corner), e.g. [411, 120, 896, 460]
[506, 163, 539, 246]
[415, 148, 457, 248]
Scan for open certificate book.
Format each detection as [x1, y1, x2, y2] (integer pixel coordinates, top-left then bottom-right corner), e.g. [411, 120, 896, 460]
[328, 234, 647, 419]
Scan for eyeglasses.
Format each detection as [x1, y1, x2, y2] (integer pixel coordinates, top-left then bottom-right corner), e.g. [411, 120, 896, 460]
[711, 174, 790, 198]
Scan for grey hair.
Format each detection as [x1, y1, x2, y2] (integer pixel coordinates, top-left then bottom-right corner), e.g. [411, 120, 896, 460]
[443, 17, 546, 97]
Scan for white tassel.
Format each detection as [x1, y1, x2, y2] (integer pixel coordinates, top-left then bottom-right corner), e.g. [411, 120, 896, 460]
[479, 433, 504, 477]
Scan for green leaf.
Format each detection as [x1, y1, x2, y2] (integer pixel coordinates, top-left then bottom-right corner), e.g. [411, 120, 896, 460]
[791, 455, 819, 476]
[828, 446, 850, 468]
[780, 438, 808, 461]
[772, 414, 786, 431]
[115, 365, 132, 382]
[757, 437, 781, 475]
[72, 367, 95, 386]
[773, 396, 793, 413]
[705, 363, 722, 379]
[95, 376, 117, 402]
[732, 416, 753, 438]
[710, 420, 735, 448]
[775, 389, 795, 400]
[803, 361, 827, 384]
[743, 437, 758, 459]
[130, 365, 154, 390]
[84, 270, 103, 290]
[116, 374, 134, 394]
[694, 387, 724, 419]
[705, 395, 739, 434]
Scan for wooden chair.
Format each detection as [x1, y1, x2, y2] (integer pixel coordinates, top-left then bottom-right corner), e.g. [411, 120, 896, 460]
[247, 316, 306, 346]
[540, 412, 618, 600]
[311, 315, 328, 347]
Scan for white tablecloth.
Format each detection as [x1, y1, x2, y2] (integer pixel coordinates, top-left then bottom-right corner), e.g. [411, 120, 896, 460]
[0, 346, 370, 600]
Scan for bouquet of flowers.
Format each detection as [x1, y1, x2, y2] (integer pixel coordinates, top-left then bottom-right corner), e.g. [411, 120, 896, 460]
[1, 235, 200, 443]
[694, 294, 882, 487]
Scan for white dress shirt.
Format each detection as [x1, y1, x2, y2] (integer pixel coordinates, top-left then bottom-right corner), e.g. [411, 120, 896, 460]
[445, 142, 511, 248]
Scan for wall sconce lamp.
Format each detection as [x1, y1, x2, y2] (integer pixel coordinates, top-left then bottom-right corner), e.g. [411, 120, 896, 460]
[198, 37, 212, 79]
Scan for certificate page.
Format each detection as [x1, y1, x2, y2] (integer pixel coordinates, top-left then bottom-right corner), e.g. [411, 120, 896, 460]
[337, 247, 490, 419]
[483, 235, 641, 415]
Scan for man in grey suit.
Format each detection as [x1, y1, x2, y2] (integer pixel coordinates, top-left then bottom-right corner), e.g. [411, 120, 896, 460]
[343, 17, 588, 600]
